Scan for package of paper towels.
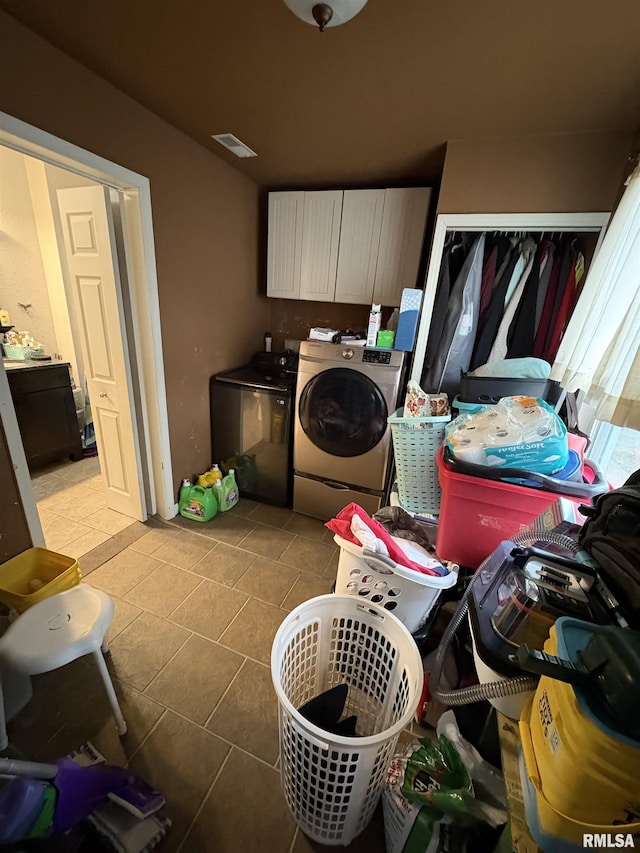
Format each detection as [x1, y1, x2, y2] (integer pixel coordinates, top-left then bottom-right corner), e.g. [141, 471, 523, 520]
[445, 395, 568, 475]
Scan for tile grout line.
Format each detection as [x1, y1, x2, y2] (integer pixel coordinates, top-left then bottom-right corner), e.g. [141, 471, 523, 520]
[164, 576, 207, 620]
[288, 827, 300, 853]
[126, 707, 169, 765]
[175, 745, 234, 853]
[215, 595, 252, 643]
[139, 628, 194, 696]
[202, 656, 249, 729]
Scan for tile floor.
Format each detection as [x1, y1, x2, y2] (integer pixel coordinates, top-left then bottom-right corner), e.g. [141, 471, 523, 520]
[4, 461, 426, 851]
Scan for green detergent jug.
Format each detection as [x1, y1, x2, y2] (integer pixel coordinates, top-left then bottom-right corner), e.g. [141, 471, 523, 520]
[179, 482, 217, 522]
[217, 469, 239, 512]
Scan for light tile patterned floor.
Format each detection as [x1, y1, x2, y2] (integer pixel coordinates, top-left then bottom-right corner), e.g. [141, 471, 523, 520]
[4, 463, 421, 851]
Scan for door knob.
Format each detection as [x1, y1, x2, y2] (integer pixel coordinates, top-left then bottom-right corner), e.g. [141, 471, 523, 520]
[99, 392, 107, 398]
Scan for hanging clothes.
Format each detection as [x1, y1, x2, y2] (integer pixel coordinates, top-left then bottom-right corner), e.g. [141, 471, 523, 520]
[478, 244, 498, 319]
[507, 243, 543, 358]
[534, 241, 555, 332]
[470, 243, 521, 370]
[545, 245, 580, 362]
[487, 238, 536, 363]
[422, 233, 485, 395]
[532, 253, 562, 357]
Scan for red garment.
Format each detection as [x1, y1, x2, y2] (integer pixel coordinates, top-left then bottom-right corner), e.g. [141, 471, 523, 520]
[532, 254, 561, 357]
[325, 503, 439, 576]
[544, 249, 577, 362]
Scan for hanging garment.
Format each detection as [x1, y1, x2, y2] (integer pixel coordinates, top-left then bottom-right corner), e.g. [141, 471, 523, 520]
[534, 241, 555, 332]
[487, 239, 536, 363]
[503, 238, 535, 307]
[478, 245, 498, 319]
[542, 242, 574, 351]
[422, 234, 485, 395]
[545, 245, 579, 362]
[506, 243, 543, 358]
[470, 243, 522, 370]
[532, 253, 562, 357]
[422, 245, 453, 375]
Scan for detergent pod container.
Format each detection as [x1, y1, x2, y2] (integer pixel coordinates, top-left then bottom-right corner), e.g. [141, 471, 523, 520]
[179, 481, 217, 522]
[217, 469, 239, 512]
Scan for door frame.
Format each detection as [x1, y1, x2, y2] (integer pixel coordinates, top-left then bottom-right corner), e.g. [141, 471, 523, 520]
[410, 212, 611, 384]
[0, 111, 176, 525]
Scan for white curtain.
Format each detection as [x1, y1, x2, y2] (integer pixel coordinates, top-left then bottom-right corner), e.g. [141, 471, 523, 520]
[551, 165, 640, 430]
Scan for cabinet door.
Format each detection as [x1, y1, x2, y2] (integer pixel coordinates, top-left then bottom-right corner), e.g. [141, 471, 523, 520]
[267, 192, 304, 299]
[335, 190, 385, 305]
[373, 188, 431, 307]
[299, 191, 343, 302]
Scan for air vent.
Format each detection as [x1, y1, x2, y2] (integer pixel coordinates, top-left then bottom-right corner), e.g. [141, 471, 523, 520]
[211, 133, 257, 158]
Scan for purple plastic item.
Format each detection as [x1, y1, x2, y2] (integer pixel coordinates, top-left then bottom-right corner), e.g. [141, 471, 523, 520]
[52, 758, 136, 832]
[0, 777, 49, 844]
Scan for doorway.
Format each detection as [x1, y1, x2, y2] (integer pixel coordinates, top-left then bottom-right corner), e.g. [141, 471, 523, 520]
[0, 112, 175, 554]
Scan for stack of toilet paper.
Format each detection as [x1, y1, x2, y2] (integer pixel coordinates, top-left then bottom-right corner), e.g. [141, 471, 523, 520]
[445, 396, 568, 475]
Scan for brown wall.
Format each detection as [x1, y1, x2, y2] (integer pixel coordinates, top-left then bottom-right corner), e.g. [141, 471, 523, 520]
[0, 420, 32, 561]
[268, 300, 396, 351]
[0, 12, 267, 492]
[438, 134, 631, 214]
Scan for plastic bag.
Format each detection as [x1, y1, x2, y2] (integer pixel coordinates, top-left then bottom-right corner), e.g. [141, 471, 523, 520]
[383, 711, 507, 853]
[445, 395, 568, 475]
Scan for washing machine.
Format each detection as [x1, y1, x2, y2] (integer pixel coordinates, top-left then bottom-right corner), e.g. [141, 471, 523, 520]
[293, 341, 407, 520]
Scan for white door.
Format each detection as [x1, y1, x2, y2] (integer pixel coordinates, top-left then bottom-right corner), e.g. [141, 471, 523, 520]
[373, 188, 431, 307]
[299, 191, 343, 301]
[56, 186, 146, 520]
[267, 191, 304, 299]
[335, 189, 385, 305]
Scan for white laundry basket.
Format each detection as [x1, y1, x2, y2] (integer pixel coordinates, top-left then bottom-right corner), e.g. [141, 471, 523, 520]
[271, 594, 422, 846]
[333, 534, 458, 633]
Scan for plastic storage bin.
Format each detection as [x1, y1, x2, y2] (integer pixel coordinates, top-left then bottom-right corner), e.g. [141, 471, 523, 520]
[271, 594, 422, 846]
[435, 449, 589, 568]
[333, 533, 457, 632]
[388, 408, 450, 515]
[0, 548, 81, 613]
[458, 373, 558, 403]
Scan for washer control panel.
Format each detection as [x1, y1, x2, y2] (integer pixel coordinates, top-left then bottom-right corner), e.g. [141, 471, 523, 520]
[362, 349, 392, 364]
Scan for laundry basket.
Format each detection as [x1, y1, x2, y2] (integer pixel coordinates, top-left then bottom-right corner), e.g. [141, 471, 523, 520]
[333, 533, 457, 632]
[271, 594, 422, 846]
[388, 408, 450, 515]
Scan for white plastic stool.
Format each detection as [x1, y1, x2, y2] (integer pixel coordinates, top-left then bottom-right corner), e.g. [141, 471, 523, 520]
[0, 584, 127, 751]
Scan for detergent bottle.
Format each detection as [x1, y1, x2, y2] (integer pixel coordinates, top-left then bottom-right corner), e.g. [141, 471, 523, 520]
[217, 468, 239, 512]
[179, 482, 217, 522]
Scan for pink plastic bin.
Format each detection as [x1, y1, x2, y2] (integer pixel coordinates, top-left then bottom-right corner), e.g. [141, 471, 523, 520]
[435, 449, 586, 569]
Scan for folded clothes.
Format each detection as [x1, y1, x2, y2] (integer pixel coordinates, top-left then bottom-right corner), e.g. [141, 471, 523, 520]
[326, 503, 443, 576]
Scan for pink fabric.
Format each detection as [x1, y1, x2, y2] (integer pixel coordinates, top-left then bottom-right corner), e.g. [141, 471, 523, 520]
[325, 503, 439, 576]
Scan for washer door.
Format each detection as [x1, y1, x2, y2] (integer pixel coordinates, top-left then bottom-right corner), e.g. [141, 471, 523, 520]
[298, 368, 388, 458]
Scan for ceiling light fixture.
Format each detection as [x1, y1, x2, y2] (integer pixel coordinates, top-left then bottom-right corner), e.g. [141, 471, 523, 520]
[211, 133, 257, 158]
[283, 0, 368, 32]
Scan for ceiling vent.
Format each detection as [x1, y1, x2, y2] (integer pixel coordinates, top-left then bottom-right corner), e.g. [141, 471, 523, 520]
[211, 133, 257, 158]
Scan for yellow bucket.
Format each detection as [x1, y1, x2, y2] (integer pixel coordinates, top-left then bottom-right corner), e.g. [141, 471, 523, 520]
[522, 622, 640, 827]
[519, 698, 640, 850]
[0, 547, 81, 613]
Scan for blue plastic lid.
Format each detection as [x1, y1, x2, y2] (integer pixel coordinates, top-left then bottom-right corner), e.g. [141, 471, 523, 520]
[554, 617, 640, 748]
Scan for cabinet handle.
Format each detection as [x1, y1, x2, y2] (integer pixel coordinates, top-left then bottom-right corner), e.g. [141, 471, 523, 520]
[99, 392, 107, 398]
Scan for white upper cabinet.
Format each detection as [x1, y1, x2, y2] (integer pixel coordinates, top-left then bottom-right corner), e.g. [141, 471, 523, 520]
[267, 191, 304, 299]
[373, 187, 431, 307]
[334, 190, 385, 304]
[299, 191, 343, 302]
[267, 186, 430, 305]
